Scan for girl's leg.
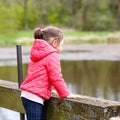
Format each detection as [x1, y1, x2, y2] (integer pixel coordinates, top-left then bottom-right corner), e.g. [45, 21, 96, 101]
[21, 97, 45, 120]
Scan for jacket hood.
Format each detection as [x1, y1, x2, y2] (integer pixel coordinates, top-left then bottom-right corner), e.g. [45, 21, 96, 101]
[30, 39, 57, 62]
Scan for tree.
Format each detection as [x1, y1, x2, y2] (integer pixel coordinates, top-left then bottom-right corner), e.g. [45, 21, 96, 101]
[0, 0, 19, 33]
[114, 0, 120, 30]
[24, 0, 28, 30]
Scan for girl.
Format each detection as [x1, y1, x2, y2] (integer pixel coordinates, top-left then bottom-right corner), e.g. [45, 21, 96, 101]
[20, 26, 77, 120]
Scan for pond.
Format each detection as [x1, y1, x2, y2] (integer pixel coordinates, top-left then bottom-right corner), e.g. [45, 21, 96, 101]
[0, 60, 120, 101]
[0, 60, 120, 120]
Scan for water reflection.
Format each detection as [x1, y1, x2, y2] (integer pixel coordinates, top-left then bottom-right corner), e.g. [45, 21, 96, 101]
[0, 65, 27, 82]
[61, 60, 120, 101]
[0, 60, 120, 101]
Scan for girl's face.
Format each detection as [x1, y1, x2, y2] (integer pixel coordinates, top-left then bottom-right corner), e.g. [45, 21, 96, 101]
[56, 40, 64, 53]
[49, 38, 64, 53]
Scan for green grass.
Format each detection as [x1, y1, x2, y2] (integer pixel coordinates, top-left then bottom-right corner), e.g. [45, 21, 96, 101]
[64, 30, 112, 37]
[14, 30, 33, 38]
[0, 30, 117, 46]
[0, 30, 33, 46]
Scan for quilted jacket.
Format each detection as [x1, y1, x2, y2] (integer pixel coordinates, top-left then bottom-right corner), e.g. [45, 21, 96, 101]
[20, 39, 70, 100]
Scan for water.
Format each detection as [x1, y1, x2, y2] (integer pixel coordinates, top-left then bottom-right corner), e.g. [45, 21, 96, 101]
[61, 60, 120, 101]
[0, 60, 120, 101]
[0, 108, 20, 120]
[0, 60, 120, 119]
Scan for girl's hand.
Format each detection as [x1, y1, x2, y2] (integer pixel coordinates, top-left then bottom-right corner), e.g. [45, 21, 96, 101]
[66, 93, 80, 99]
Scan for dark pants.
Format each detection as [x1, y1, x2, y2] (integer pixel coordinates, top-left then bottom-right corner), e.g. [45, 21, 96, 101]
[21, 97, 45, 120]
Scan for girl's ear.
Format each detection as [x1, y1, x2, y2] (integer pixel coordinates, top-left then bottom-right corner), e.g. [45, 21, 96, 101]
[52, 39, 58, 48]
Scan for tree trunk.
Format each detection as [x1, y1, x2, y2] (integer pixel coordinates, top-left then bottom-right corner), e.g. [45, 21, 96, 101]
[115, 2, 120, 30]
[82, 3, 90, 30]
[82, 0, 97, 30]
[24, 0, 28, 30]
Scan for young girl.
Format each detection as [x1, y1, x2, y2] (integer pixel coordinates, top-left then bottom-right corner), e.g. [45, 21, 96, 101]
[20, 26, 77, 120]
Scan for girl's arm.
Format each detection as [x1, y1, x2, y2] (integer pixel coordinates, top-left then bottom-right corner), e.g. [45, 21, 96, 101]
[46, 52, 70, 98]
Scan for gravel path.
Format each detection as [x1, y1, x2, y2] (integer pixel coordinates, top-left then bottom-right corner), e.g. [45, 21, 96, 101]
[0, 44, 120, 66]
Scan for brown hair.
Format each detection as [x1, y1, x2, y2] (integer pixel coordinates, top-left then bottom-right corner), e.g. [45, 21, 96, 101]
[34, 26, 64, 43]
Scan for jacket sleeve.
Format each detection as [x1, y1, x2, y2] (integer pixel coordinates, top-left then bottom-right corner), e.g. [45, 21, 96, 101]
[46, 52, 70, 98]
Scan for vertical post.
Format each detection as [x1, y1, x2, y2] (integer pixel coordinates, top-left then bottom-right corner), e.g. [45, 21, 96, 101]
[16, 45, 25, 120]
[16, 45, 23, 88]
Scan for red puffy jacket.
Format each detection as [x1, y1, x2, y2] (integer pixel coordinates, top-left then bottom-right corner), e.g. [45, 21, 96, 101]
[20, 39, 70, 100]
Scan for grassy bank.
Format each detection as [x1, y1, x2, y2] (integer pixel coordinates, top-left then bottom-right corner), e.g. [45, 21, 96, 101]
[64, 30, 120, 44]
[0, 30, 33, 46]
[0, 30, 120, 46]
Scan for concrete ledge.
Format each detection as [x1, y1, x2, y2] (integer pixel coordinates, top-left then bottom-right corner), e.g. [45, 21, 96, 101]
[0, 80, 25, 113]
[0, 79, 120, 120]
[45, 96, 120, 120]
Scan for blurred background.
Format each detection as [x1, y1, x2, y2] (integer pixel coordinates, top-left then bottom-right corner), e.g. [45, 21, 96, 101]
[1, 0, 120, 31]
[0, 0, 120, 45]
[0, 0, 120, 120]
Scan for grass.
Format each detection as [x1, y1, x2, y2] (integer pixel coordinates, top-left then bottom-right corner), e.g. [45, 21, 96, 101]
[0, 30, 119, 46]
[64, 30, 120, 44]
[0, 30, 33, 46]
[64, 30, 111, 37]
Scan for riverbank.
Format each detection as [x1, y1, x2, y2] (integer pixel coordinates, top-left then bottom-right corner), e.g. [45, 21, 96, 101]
[0, 44, 120, 66]
[1, 30, 120, 46]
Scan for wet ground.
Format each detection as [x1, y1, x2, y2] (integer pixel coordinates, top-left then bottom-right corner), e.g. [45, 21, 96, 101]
[0, 44, 120, 66]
